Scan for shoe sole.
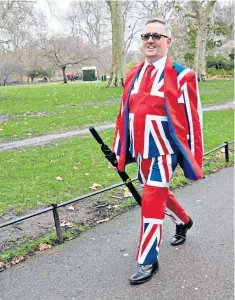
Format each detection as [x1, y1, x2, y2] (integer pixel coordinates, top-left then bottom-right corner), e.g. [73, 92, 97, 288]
[187, 219, 193, 230]
[170, 238, 186, 246]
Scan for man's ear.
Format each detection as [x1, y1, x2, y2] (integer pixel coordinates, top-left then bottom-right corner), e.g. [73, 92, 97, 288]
[166, 38, 172, 48]
[167, 38, 172, 46]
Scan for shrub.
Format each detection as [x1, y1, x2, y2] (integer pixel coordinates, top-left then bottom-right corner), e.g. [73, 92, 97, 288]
[206, 55, 234, 70]
[207, 67, 234, 77]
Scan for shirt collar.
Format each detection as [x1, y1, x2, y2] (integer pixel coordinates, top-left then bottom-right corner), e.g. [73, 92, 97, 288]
[144, 55, 167, 70]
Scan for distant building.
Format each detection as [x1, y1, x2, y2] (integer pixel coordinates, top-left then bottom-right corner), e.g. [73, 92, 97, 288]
[82, 66, 98, 81]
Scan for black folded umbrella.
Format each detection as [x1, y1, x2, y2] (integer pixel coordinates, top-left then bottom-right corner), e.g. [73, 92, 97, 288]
[89, 126, 141, 206]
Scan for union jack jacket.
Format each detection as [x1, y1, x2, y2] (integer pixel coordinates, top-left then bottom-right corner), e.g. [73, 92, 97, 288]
[112, 57, 203, 181]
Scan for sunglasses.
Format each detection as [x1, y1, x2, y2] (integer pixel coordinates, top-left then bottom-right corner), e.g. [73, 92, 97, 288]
[141, 33, 169, 41]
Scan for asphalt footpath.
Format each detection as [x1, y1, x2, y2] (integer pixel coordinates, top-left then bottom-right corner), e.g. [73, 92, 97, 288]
[0, 166, 234, 300]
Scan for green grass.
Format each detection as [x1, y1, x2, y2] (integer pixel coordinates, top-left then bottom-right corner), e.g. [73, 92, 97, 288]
[0, 79, 233, 141]
[0, 130, 130, 214]
[0, 82, 121, 141]
[0, 104, 119, 141]
[0, 82, 122, 114]
[199, 78, 234, 105]
[0, 109, 233, 215]
[0, 223, 89, 264]
[203, 109, 234, 150]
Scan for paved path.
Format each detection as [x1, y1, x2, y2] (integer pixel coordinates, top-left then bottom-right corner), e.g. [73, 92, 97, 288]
[0, 123, 116, 151]
[203, 101, 234, 111]
[0, 166, 234, 300]
[0, 102, 234, 151]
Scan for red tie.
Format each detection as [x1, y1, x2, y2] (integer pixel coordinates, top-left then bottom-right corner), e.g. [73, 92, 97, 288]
[140, 64, 155, 93]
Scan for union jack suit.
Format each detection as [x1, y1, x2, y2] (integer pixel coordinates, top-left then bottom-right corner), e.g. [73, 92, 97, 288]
[112, 56, 203, 265]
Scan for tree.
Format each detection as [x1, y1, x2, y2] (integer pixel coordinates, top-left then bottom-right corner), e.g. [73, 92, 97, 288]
[27, 69, 42, 83]
[66, 0, 113, 76]
[67, 0, 110, 49]
[17, 43, 50, 82]
[214, 0, 234, 41]
[106, 0, 124, 87]
[27, 69, 52, 83]
[0, 1, 46, 51]
[229, 49, 234, 61]
[40, 35, 94, 83]
[121, 1, 142, 56]
[67, 0, 142, 82]
[174, 0, 217, 81]
[0, 60, 22, 85]
[136, 0, 177, 19]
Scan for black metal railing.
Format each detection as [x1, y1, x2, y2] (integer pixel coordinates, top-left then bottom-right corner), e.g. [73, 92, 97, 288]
[0, 140, 234, 242]
[204, 141, 234, 161]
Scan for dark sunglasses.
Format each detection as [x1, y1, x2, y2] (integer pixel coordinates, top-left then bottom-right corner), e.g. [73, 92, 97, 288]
[141, 33, 169, 41]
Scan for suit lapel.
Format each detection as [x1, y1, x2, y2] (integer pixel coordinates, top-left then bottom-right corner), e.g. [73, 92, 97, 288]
[164, 57, 179, 114]
[119, 62, 144, 171]
[123, 62, 145, 101]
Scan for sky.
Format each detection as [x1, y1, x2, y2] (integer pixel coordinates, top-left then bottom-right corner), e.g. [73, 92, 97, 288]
[36, 0, 73, 33]
[37, 0, 72, 15]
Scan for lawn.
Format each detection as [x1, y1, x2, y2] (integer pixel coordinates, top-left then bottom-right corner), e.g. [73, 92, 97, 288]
[0, 82, 121, 141]
[0, 109, 233, 215]
[0, 79, 233, 142]
[199, 78, 234, 105]
[0, 82, 121, 113]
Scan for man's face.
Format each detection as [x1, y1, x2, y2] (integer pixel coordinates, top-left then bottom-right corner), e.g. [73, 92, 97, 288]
[142, 22, 171, 62]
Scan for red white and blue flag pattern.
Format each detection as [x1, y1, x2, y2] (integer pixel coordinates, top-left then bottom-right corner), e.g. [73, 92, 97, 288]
[112, 57, 203, 181]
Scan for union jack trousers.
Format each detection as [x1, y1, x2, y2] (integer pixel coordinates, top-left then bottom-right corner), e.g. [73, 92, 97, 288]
[136, 152, 189, 264]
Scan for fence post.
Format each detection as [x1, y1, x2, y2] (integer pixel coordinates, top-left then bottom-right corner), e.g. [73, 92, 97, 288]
[224, 141, 229, 163]
[52, 204, 63, 243]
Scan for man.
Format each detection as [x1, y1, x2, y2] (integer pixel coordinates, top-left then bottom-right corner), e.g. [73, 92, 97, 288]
[112, 18, 203, 284]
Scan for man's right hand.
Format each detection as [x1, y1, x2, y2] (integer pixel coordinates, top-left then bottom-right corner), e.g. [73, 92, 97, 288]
[108, 163, 118, 171]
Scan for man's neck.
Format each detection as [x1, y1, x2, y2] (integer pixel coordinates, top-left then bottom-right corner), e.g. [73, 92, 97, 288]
[143, 55, 167, 71]
[146, 55, 167, 64]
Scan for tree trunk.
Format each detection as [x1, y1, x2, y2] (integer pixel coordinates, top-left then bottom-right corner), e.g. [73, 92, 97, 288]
[62, 66, 67, 84]
[194, 22, 202, 80]
[107, 0, 124, 87]
[200, 25, 207, 81]
[201, 1, 216, 81]
[193, 0, 216, 81]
